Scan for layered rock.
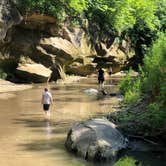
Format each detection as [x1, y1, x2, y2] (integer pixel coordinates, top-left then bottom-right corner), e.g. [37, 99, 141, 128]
[0, 9, 96, 82]
[0, 0, 22, 40]
[94, 38, 135, 73]
[40, 37, 79, 62]
[65, 118, 128, 161]
[0, 1, 135, 83]
[16, 63, 52, 83]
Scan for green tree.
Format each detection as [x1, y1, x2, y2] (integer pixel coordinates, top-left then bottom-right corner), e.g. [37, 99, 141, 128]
[155, 0, 166, 30]
[120, 32, 166, 109]
[86, 0, 157, 33]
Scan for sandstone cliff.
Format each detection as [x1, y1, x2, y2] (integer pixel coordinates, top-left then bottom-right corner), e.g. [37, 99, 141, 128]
[0, 1, 134, 83]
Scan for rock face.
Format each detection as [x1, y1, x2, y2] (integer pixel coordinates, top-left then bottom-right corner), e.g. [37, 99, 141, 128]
[93, 39, 135, 73]
[65, 118, 128, 161]
[16, 63, 52, 83]
[0, 12, 95, 82]
[0, 1, 135, 83]
[0, 0, 22, 40]
[40, 37, 79, 62]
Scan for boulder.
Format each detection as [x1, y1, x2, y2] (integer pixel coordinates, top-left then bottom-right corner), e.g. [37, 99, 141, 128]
[84, 88, 99, 95]
[0, 0, 22, 41]
[16, 63, 52, 83]
[66, 63, 96, 76]
[93, 38, 135, 72]
[65, 118, 128, 161]
[40, 37, 79, 62]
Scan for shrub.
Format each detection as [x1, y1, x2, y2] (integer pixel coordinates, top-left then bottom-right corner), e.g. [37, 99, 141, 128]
[114, 156, 142, 166]
[0, 69, 7, 79]
[119, 71, 134, 95]
[118, 33, 166, 135]
[141, 33, 166, 95]
[119, 33, 166, 108]
[119, 70, 141, 105]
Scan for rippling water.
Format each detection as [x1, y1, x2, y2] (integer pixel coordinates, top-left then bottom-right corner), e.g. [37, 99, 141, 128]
[0, 78, 120, 166]
[0, 78, 165, 166]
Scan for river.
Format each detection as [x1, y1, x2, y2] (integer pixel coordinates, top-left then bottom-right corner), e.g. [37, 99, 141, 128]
[0, 78, 165, 166]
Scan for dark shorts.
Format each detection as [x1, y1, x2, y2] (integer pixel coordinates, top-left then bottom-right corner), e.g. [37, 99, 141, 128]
[98, 77, 104, 84]
[43, 104, 50, 111]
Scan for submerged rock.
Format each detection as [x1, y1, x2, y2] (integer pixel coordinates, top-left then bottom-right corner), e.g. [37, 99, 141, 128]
[65, 118, 128, 161]
[84, 88, 99, 95]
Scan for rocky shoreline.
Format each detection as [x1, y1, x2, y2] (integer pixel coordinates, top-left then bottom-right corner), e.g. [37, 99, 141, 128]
[0, 76, 85, 100]
[0, 79, 32, 100]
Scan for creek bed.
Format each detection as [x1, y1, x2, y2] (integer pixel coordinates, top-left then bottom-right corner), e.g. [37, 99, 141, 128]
[0, 78, 165, 166]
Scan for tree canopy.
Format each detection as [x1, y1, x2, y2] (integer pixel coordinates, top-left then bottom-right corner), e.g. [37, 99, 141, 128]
[16, 0, 164, 32]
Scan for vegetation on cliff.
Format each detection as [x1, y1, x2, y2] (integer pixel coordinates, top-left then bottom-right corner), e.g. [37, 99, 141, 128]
[15, 0, 166, 67]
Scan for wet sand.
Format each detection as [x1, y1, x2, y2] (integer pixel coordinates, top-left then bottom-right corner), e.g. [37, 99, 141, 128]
[0, 79, 32, 100]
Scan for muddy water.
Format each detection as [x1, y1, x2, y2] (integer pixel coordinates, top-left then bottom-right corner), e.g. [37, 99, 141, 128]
[0, 78, 119, 166]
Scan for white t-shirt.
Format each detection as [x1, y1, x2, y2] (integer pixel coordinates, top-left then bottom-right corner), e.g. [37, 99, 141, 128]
[42, 91, 52, 104]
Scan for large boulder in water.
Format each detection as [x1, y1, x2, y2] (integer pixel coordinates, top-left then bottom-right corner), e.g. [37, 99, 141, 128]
[16, 63, 52, 83]
[65, 118, 128, 161]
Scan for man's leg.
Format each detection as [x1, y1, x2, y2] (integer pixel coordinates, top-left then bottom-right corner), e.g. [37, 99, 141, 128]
[43, 104, 51, 119]
[46, 110, 51, 118]
[101, 79, 105, 89]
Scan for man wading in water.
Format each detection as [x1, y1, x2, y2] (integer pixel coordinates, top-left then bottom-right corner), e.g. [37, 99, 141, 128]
[98, 68, 105, 90]
[41, 88, 53, 119]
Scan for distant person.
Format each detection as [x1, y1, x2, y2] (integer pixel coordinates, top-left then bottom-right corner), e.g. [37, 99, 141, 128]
[109, 67, 112, 76]
[98, 68, 105, 89]
[108, 66, 113, 85]
[41, 88, 53, 119]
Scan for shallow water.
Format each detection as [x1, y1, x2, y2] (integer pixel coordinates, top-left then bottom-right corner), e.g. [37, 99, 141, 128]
[0, 78, 120, 166]
[0, 78, 165, 166]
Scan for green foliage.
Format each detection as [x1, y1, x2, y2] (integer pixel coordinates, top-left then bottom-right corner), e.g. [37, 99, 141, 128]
[155, 0, 166, 30]
[16, 0, 87, 21]
[16, 0, 161, 33]
[118, 33, 166, 135]
[120, 33, 166, 108]
[119, 71, 134, 94]
[138, 105, 166, 131]
[146, 103, 165, 129]
[119, 71, 141, 105]
[16, 0, 71, 21]
[123, 87, 140, 105]
[142, 33, 166, 104]
[86, 0, 157, 34]
[68, 0, 87, 13]
[0, 69, 7, 79]
[114, 156, 141, 166]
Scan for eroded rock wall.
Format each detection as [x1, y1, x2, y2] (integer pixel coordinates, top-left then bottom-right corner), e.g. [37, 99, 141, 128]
[0, 1, 135, 83]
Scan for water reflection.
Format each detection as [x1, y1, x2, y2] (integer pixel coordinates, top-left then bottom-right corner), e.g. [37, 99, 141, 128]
[45, 121, 52, 140]
[0, 78, 165, 166]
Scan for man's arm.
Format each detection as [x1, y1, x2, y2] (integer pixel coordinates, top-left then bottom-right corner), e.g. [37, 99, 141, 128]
[50, 93, 53, 104]
[41, 94, 44, 104]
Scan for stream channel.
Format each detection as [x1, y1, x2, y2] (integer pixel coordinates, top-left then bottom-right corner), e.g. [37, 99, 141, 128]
[0, 78, 165, 166]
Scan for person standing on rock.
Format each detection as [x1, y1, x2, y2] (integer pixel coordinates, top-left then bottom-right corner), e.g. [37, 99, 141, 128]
[108, 66, 112, 76]
[98, 68, 105, 89]
[41, 88, 53, 119]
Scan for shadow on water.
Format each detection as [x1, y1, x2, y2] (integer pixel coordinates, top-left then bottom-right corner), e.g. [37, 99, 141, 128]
[8, 78, 166, 166]
[13, 117, 71, 152]
[19, 138, 65, 152]
[12, 116, 96, 166]
[14, 117, 74, 129]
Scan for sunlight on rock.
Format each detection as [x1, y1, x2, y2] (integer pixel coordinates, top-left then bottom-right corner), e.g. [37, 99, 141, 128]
[84, 88, 99, 95]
